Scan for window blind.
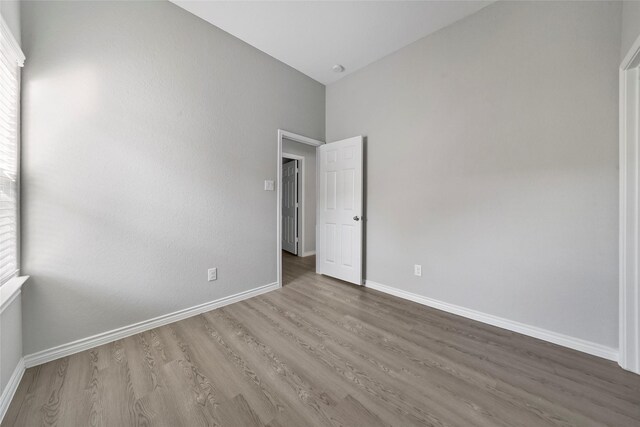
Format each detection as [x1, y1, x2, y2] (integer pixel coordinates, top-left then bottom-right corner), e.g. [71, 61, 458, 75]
[0, 18, 24, 286]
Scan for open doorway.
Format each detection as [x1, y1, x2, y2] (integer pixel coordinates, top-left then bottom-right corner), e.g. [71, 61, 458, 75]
[277, 130, 323, 287]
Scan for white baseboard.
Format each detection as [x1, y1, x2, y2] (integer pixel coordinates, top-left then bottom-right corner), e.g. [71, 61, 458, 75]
[365, 280, 618, 362]
[24, 282, 279, 368]
[0, 358, 25, 424]
[301, 250, 316, 257]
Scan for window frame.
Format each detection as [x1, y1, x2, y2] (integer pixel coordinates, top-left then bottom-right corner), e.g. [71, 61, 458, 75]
[0, 16, 25, 287]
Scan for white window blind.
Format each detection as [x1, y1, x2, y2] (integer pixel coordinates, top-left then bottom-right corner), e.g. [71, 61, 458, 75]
[0, 17, 25, 286]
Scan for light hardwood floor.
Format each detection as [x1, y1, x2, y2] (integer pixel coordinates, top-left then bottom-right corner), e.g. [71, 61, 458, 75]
[3, 252, 640, 426]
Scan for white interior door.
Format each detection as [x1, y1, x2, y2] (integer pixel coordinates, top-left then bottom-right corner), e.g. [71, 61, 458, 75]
[317, 136, 363, 284]
[282, 159, 298, 254]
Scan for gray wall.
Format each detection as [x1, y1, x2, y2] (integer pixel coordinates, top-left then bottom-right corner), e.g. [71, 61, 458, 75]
[621, 1, 640, 61]
[0, 0, 20, 44]
[283, 138, 317, 255]
[1, 295, 22, 393]
[326, 1, 621, 348]
[20, 0, 325, 354]
[0, 0, 22, 399]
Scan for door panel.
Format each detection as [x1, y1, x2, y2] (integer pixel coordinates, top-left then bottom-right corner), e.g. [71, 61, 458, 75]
[325, 223, 336, 263]
[341, 224, 354, 267]
[317, 136, 363, 284]
[326, 171, 337, 210]
[282, 159, 298, 254]
[343, 169, 355, 210]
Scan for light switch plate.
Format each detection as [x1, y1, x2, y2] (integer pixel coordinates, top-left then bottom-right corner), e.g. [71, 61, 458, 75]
[264, 180, 275, 191]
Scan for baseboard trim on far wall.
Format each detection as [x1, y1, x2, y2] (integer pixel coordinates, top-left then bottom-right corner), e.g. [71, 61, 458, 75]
[0, 357, 25, 424]
[23, 282, 279, 368]
[365, 280, 618, 362]
[302, 250, 316, 257]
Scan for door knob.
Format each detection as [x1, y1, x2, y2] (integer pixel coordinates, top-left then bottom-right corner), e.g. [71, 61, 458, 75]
[353, 216, 360, 221]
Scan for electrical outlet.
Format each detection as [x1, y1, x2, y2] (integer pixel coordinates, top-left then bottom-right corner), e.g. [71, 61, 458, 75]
[414, 264, 422, 277]
[208, 268, 217, 282]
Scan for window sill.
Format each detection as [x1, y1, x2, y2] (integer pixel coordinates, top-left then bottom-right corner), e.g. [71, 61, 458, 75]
[0, 276, 29, 313]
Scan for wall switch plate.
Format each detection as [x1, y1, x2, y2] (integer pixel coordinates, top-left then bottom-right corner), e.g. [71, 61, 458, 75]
[414, 264, 422, 277]
[208, 268, 217, 281]
[264, 180, 275, 191]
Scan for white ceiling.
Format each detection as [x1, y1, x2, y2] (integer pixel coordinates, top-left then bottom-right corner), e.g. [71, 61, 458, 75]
[171, 1, 494, 85]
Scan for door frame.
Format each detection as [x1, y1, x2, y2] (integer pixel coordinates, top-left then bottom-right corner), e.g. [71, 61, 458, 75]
[277, 130, 323, 288]
[619, 34, 640, 374]
[282, 153, 304, 257]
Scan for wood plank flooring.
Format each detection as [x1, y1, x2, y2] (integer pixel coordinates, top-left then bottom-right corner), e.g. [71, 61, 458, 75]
[3, 252, 640, 426]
